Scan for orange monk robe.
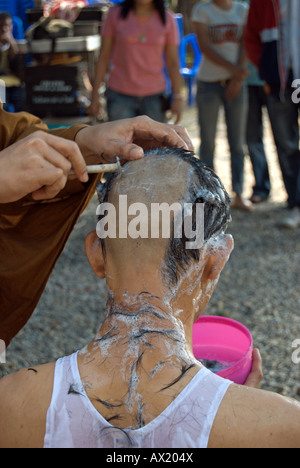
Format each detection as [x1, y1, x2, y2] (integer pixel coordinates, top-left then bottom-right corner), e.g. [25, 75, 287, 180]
[0, 107, 100, 346]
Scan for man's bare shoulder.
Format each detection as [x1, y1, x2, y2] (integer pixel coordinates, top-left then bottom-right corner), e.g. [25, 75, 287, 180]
[0, 362, 55, 448]
[209, 383, 300, 448]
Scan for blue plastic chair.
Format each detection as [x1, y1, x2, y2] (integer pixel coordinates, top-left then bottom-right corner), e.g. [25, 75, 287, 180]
[0, 0, 33, 31]
[179, 33, 202, 106]
[174, 13, 184, 41]
[0, 0, 17, 16]
[12, 16, 24, 40]
[17, 0, 34, 31]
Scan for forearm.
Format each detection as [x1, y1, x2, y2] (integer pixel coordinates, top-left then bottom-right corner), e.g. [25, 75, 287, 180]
[166, 59, 182, 97]
[201, 43, 238, 74]
[0, 107, 48, 149]
[236, 30, 248, 72]
[9, 38, 19, 57]
[238, 44, 248, 68]
[0, 106, 84, 149]
[29, 124, 88, 142]
[194, 22, 248, 81]
[91, 49, 111, 100]
[224, 39, 249, 100]
[12, 119, 88, 148]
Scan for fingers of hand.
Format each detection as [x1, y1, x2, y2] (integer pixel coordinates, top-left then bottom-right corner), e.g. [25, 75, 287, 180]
[131, 116, 194, 151]
[18, 132, 88, 200]
[31, 167, 66, 200]
[28, 132, 88, 183]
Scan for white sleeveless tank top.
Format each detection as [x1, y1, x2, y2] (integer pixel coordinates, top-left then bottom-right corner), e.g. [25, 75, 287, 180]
[44, 352, 232, 448]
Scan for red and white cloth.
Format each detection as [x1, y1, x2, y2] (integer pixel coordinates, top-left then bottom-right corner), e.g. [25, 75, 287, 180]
[245, 0, 300, 94]
[43, 0, 88, 22]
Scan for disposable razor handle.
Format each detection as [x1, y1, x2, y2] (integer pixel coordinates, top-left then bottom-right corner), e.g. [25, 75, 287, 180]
[70, 157, 122, 175]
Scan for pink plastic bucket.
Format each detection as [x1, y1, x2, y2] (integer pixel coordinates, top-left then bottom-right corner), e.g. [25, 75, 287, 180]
[193, 316, 253, 385]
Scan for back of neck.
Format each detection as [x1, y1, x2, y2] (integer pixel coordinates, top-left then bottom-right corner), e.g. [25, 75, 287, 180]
[78, 294, 200, 429]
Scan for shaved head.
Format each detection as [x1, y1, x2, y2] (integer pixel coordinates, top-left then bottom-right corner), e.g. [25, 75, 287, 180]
[97, 148, 231, 286]
[110, 154, 192, 206]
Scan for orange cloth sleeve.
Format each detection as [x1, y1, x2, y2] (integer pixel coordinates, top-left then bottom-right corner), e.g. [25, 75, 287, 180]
[0, 107, 99, 346]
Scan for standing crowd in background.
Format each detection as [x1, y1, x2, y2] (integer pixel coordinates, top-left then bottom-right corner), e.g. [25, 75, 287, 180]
[88, 0, 183, 124]
[89, 0, 300, 227]
[0, 0, 300, 450]
[0, 0, 300, 224]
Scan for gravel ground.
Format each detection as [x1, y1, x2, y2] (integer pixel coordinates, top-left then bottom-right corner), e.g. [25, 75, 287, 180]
[1, 104, 300, 402]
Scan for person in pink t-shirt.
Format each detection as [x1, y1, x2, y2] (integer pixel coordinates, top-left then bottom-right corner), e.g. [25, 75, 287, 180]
[88, 0, 183, 124]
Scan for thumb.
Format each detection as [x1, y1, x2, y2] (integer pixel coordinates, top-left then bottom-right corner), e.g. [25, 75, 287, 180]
[125, 143, 144, 161]
[108, 141, 144, 162]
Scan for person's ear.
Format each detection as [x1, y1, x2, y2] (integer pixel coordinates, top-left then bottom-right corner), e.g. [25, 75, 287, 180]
[204, 234, 234, 281]
[85, 231, 106, 279]
[193, 235, 234, 322]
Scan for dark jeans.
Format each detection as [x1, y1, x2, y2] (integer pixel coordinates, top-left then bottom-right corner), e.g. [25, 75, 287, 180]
[246, 85, 271, 198]
[196, 80, 248, 195]
[106, 88, 165, 123]
[267, 87, 300, 208]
